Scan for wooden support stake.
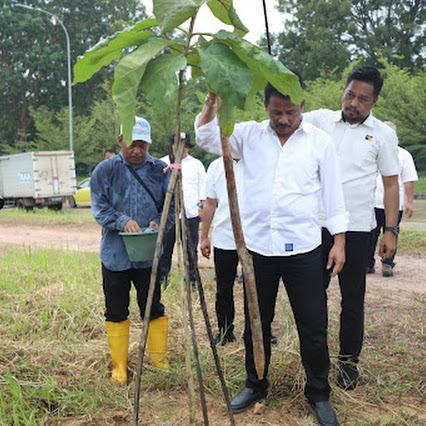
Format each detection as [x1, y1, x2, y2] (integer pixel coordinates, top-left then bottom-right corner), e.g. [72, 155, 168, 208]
[219, 131, 265, 380]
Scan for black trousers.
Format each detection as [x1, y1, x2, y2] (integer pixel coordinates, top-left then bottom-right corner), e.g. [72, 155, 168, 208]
[367, 208, 403, 268]
[102, 264, 164, 322]
[159, 216, 200, 282]
[214, 247, 239, 336]
[245, 247, 331, 403]
[322, 228, 370, 364]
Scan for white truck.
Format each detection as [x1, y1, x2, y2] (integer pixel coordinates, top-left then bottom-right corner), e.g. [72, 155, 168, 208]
[0, 151, 76, 210]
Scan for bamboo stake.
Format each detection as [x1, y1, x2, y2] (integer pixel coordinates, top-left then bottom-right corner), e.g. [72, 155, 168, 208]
[219, 131, 265, 380]
[133, 72, 187, 425]
[175, 180, 197, 424]
[132, 163, 178, 426]
[186, 219, 236, 425]
[179, 189, 209, 425]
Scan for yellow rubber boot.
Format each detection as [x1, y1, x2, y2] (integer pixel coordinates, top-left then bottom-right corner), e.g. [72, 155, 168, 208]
[105, 319, 130, 384]
[147, 316, 169, 370]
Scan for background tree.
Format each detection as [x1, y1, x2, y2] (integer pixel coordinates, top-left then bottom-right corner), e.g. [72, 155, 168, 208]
[274, 0, 425, 81]
[31, 81, 120, 175]
[0, 0, 145, 151]
[375, 62, 426, 170]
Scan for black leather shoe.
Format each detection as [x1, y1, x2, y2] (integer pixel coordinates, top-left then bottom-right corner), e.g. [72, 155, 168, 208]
[309, 401, 338, 426]
[271, 334, 278, 345]
[230, 387, 267, 413]
[337, 363, 359, 390]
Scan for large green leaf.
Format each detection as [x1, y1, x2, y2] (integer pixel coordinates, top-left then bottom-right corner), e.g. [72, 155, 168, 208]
[198, 42, 252, 110]
[212, 31, 303, 105]
[112, 38, 173, 144]
[217, 101, 236, 137]
[73, 19, 158, 84]
[153, 0, 205, 34]
[207, 0, 248, 37]
[187, 50, 204, 78]
[140, 54, 187, 111]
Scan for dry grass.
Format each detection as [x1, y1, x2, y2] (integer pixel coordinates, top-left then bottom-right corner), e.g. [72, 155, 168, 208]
[0, 244, 425, 425]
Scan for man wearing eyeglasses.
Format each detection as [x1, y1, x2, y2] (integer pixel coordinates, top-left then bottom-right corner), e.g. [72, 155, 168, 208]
[303, 66, 400, 391]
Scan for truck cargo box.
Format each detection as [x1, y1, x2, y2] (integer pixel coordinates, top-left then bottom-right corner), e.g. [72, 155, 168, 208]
[0, 151, 76, 209]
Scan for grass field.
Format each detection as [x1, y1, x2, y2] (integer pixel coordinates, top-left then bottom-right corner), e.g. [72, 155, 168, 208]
[414, 179, 426, 194]
[0, 207, 425, 424]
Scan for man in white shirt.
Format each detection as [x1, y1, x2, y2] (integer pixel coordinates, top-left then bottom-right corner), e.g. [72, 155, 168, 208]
[304, 66, 400, 391]
[199, 157, 243, 346]
[159, 133, 206, 288]
[195, 77, 347, 425]
[367, 121, 418, 277]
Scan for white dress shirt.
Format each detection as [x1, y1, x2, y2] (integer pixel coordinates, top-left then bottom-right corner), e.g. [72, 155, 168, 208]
[205, 157, 244, 250]
[303, 109, 400, 231]
[375, 147, 418, 210]
[161, 154, 206, 219]
[195, 115, 348, 257]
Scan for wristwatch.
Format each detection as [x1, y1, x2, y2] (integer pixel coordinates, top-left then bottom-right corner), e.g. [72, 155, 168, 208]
[385, 226, 399, 236]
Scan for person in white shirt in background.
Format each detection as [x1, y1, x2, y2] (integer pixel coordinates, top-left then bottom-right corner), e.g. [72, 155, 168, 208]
[367, 121, 418, 277]
[195, 74, 347, 426]
[303, 66, 400, 392]
[199, 156, 243, 346]
[159, 132, 206, 289]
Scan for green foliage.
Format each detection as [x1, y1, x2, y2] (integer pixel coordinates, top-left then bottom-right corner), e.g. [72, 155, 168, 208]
[304, 76, 343, 112]
[0, 0, 146, 150]
[414, 179, 426, 194]
[198, 42, 253, 109]
[234, 92, 268, 123]
[153, 0, 204, 34]
[140, 54, 187, 111]
[73, 20, 158, 84]
[111, 38, 177, 144]
[374, 62, 426, 169]
[31, 82, 120, 175]
[398, 228, 426, 254]
[137, 77, 218, 168]
[73, 0, 302, 141]
[275, 0, 425, 81]
[207, 0, 248, 37]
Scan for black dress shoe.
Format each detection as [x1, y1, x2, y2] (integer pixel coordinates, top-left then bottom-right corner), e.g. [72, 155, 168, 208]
[230, 387, 267, 413]
[337, 363, 359, 390]
[309, 401, 338, 426]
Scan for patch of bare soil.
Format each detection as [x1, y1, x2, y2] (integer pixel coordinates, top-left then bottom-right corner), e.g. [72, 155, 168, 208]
[2, 223, 424, 292]
[366, 254, 425, 294]
[0, 222, 102, 253]
[0, 222, 213, 268]
[2, 223, 425, 424]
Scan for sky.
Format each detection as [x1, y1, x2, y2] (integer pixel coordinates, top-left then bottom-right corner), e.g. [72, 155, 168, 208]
[139, 0, 287, 44]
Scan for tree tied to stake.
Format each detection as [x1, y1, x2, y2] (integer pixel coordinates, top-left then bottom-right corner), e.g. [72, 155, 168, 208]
[73, 0, 302, 399]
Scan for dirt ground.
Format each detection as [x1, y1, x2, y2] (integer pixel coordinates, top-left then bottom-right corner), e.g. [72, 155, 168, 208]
[0, 220, 424, 293]
[1, 219, 425, 424]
